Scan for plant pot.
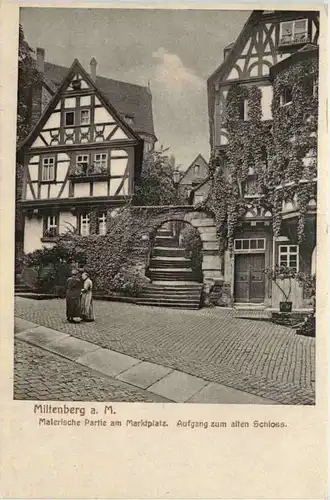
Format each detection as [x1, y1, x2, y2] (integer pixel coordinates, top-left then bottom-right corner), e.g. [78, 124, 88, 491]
[279, 301, 292, 313]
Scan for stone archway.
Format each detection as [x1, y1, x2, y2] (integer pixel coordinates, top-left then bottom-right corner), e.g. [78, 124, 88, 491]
[143, 208, 222, 285]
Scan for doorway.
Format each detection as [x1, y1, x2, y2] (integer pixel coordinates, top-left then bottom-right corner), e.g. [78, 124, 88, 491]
[234, 253, 265, 303]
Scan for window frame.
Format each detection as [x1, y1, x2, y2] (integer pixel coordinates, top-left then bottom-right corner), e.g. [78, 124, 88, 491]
[234, 238, 266, 253]
[194, 164, 201, 176]
[279, 19, 309, 46]
[41, 157, 56, 182]
[93, 152, 108, 173]
[98, 212, 107, 236]
[64, 110, 75, 127]
[80, 109, 91, 125]
[280, 86, 293, 107]
[76, 154, 89, 175]
[80, 213, 90, 236]
[43, 214, 59, 239]
[278, 244, 299, 272]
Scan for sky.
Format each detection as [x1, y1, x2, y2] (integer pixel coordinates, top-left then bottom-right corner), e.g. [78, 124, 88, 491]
[20, 7, 249, 169]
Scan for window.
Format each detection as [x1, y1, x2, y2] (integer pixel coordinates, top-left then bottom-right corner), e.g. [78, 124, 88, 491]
[80, 214, 90, 236]
[234, 238, 266, 252]
[94, 153, 108, 173]
[42, 157, 55, 181]
[243, 175, 259, 197]
[279, 245, 299, 271]
[280, 86, 293, 106]
[238, 99, 249, 120]
[194, 164, 200, 176]
[80, 109, 90, 125]
[125, 115, 134, 125]
[279, 19, 309, 46]
[65, 111, 75, 126]
[44, 215, 58, 237]
[76, 154, 89, 174]
[98, 213, 107, 235]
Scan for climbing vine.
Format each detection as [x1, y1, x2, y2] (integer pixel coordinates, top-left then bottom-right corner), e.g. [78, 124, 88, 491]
[206, 55, 318, 252]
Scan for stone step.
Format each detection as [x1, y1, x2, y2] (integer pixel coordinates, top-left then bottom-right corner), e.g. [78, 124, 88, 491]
[143, 284, 203, 291]
[136, 300, 200, 310]
[153, 247, 186, 257]
[140, 290, 202, 298]
[150, 258, 191, 269]
[15, 285, 33, 292]
[155, 230, 173, 237]
[149, 275, 195, 282]
[149, 270, 195, 279]
[152, 280, 201, 286]
[154, 236, 179, 247]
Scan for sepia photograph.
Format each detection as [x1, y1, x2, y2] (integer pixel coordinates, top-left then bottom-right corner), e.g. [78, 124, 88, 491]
[14, 7, 319, 406]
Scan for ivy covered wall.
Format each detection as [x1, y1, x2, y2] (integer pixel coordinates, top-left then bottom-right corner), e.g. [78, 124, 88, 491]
[205, 54, 318, 253]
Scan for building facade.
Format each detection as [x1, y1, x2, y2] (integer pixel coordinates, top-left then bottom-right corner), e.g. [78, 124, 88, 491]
[207, 10, 319, 309]
[29, 48, 157, 154]
[178, 154, 209, 203]
[18, 59, 145, 254]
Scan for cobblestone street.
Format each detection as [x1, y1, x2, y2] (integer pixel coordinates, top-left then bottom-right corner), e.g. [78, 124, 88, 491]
[14, 297, 316, 404]
[14, 339, 169, 402]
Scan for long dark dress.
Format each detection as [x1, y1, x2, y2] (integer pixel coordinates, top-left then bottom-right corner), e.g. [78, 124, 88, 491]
[66, 276, 82, 319]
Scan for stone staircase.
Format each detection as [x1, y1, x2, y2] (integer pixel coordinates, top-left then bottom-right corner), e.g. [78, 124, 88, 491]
[15, 276, 33, 295]
[138, 224, 203, 309]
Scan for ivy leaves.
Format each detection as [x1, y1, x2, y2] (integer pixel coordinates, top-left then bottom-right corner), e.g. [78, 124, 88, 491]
[206, 57, 318, 250]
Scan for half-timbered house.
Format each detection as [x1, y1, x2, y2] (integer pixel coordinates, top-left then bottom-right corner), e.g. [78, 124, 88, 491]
[178, 154, 209, 203]
[207, 10, 319, 310]
[18, 59, 145, 254]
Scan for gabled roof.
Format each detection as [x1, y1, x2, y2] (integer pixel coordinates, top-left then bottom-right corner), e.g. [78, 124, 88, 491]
[179, 154, 209, 183]
[19, 59, 143, 152]
[43, 61, 155, 138]
[207, 10, 257, 85]
[207, 10, 319, 85]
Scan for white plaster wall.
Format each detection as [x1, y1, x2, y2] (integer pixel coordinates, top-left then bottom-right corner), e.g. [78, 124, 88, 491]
[64, 97, 76, 108]
[261, 85, 273, 121]
[93, 182, 108, 197]
[109, 178, 122, 195]
[59, 212, 77, 234]
[49, 184, 61, 198]
[57, 161, 70, 182]
[74, 183, 90, 197]
[28, 164, 39, 181]
[94, 107, 115, 124]
[43, 113, 60, 129]
[111, 158, 127, 176]
[24, 217, 43, 253]
[40, 185, 48, 199]
[80, 95, 91, 106]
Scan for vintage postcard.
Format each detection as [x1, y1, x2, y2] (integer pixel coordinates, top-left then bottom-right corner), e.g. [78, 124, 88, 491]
[0, 2, 328, 499]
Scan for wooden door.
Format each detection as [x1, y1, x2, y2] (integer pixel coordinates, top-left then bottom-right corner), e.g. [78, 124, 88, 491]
[234, 254, 265, 303]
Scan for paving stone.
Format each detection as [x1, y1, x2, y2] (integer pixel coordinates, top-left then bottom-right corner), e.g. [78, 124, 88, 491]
[116, 361, 173, 389]
[16, 326, 69, 347]
[148, 370, 208, 402]
[14, 340, 165, 402]
[77, 348, 140, 377]
[46, 336, 100, 360]
[14, 318, 39, 334]
[14, 297, 315, 404]
[188, 382, 279, 404]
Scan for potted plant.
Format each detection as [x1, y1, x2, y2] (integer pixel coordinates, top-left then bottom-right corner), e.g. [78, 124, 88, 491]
[264, 265, 296, 313]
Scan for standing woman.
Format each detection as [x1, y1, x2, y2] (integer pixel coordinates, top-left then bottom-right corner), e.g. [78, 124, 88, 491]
[80, 271, 95, 322]
[66, 269, 82, 323]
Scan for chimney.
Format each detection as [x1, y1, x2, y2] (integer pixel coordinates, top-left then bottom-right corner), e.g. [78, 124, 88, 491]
[36, 47, 45, 73]
[90, 57, 97, 82]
